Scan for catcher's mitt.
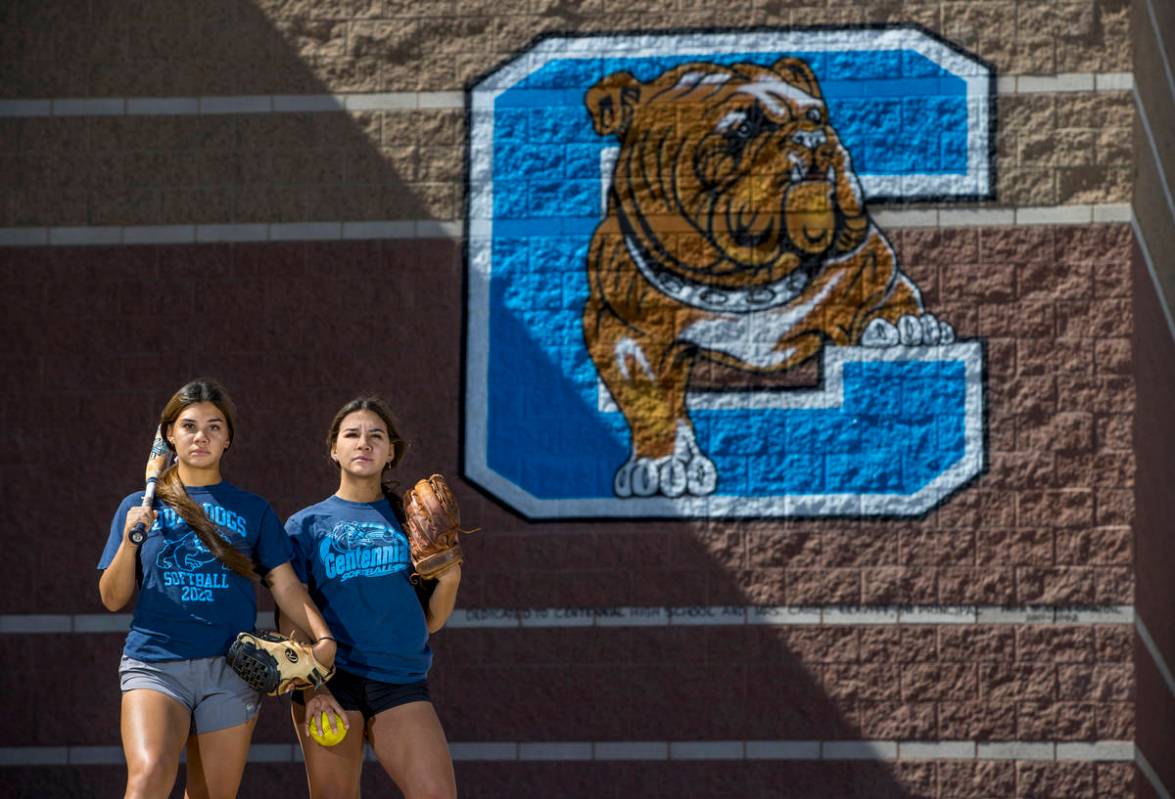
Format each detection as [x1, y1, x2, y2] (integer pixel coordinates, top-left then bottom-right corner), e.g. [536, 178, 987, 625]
[402, 474, 476, 579]
[226, 630, 334, 696]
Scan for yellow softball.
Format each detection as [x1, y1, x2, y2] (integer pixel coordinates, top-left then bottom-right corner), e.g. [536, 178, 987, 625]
[309, 711, 347, 747]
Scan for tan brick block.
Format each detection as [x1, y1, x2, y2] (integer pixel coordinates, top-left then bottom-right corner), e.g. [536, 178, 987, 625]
[1019, 130, 1096, 167]
[380, 56, 449, 91]
[411, 180, 460, 218]
[1001, 93, 1058, 132]
[1054, 4, 1131, 72]
[1057, 165, 1131, 203]
[1056, 92, 1133, 130]
[938, 701, 1017, 740]
[1094, 127, 1132, 165]
[983, 452, 1056, 492]
[312, 56, 383, 92]
[417, 145, 464, 182]
[274, 18, 348, 59]
[1055, 451, 1134, 487]
[382, 112, 449, 150]
[381, 0, 456, 15]
[1004, 36, 1058, 74]
[977, 529, 1054, 567]
[995, 166, 1058, 205]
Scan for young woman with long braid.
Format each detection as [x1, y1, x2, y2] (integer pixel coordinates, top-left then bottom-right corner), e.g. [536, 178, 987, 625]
[280, 396, 460, 799]
[98, 379, 344, 799]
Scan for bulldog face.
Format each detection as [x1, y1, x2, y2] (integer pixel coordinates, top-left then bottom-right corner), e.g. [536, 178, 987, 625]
[587, 58, 868, 290]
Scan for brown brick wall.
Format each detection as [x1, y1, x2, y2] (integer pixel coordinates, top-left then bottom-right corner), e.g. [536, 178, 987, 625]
[0, 1, 1132, 99]
[0, 95, 1131, 229]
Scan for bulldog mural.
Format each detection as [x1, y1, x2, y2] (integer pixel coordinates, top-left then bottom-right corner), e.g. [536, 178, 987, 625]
[583, 57, 955, 499]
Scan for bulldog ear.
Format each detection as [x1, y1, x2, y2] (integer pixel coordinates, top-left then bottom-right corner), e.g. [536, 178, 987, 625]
[585, 71, 643, 137]
[770, 57, 822, 99]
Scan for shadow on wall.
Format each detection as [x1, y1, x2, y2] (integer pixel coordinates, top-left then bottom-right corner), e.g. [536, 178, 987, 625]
[1, 3, 921, 797]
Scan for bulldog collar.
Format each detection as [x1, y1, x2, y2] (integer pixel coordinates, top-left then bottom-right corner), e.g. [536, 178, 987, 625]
[623, 233, 810, 314]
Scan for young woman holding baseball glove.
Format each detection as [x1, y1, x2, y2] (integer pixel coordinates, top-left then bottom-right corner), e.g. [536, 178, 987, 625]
[279, 396, 462, 799]
[98, 379, 344, 799]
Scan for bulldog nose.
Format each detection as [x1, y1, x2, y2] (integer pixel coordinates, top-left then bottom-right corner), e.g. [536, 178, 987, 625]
[791, 129, 827, 151]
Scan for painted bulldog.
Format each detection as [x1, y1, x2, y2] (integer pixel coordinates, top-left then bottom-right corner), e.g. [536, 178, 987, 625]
[583, 57, 953, 498]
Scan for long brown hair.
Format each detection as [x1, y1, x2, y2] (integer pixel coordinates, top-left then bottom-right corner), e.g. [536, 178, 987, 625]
[327, 396, 408, 520]
[156, 379, 258, 582]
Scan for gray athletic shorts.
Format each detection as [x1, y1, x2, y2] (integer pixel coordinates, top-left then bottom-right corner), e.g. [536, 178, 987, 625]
[119, 655, 261, 734]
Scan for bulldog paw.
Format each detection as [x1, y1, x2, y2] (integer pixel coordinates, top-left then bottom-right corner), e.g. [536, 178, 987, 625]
[861, 314, 955, 347]
[614, 423, 718, 498]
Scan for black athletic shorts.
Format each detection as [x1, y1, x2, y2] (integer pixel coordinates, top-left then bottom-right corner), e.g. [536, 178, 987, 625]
[292, 668, 430, 721]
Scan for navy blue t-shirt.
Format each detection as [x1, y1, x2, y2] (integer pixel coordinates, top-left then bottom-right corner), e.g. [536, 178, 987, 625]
[98, 482, 293, 661]
[285, 495, 431, 683]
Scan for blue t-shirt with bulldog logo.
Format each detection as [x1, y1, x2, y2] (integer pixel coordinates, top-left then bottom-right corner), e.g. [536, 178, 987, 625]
[285, 495, 431, 684]
[98, 481, 292, 662]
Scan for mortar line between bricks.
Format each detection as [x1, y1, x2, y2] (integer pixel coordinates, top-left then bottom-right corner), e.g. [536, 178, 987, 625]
[0, 206, 1136, 248]
[0, 76, 1137, 119]
[0, 604, 1136, 634]
[0, 740, 1137, 767]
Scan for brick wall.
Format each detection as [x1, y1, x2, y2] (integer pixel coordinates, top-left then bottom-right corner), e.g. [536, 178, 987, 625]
[1, 1, 1169, 798]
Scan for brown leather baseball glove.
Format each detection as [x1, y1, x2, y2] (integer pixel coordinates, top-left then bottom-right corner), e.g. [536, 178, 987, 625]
[226, 630, 334, 696]
[401, 474, 475, 579]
